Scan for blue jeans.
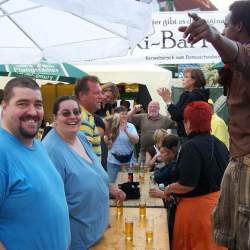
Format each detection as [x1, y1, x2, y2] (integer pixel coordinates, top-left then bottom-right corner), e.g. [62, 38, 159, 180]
[107, 162, 120, 183]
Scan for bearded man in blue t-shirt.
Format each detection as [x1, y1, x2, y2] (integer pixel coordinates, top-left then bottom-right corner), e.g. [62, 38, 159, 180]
[0, 77, 70, 250]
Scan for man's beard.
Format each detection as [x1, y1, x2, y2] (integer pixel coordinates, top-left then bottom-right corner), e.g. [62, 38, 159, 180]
[19, 115, 41, 138]
[19, 126, 39, 138]
[149, 111, 158, 117]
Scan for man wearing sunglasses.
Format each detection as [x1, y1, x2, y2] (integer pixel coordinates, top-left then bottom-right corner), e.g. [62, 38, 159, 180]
[0, 77, 70, 250]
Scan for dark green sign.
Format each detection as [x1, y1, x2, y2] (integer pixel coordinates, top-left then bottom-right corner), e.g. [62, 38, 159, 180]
[7, 63, 65, 81]
[0, 62, 87, 83]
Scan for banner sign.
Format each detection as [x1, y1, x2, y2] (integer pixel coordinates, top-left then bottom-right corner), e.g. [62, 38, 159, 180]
[92, 11, 227, 65]
[0, 62, 86, 83]
[5, 63, 65, 81]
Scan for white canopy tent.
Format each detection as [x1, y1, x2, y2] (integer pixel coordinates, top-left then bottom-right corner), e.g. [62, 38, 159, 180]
[77, 64, 172, 113]
[0, 0, 153, 64]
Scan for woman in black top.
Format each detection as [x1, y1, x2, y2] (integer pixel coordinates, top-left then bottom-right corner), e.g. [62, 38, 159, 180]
[158, 68, 209, 139]
[164, 101, 229, 250]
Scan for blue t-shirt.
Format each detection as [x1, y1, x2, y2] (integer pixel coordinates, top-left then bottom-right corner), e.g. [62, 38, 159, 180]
[0, 128, 70, 250]
[108, 122, 139, 165]
[43, 129, 109, 250]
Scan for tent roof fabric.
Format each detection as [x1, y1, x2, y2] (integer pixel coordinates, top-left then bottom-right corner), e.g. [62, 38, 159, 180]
[0, 0, 153, 64]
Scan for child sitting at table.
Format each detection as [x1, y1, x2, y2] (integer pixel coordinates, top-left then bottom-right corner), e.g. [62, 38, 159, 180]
[149, 133, 179, 246]
[145, 129, 169, 171]
[153, 134, 179, 186]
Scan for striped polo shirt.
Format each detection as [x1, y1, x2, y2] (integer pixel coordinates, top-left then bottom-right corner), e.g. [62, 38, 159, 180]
[80, 106, 101, 160]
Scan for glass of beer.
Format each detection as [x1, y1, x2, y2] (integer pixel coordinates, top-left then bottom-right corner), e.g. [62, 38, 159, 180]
[125, 218, 133, 241]
[139, 200, 146, 218]
[145, 218, 154, 242]
[116, 200, 123, 216]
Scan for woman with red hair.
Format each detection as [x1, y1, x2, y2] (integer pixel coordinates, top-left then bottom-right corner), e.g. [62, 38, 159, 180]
[164, 101, 229, 250]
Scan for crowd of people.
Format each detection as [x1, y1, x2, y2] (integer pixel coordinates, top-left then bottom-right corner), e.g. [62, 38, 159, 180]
[0, 1, 250, 250]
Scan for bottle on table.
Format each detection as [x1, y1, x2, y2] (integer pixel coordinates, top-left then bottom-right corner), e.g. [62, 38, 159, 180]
[128, 162, 134, 183]
[139, 161, 145, 182]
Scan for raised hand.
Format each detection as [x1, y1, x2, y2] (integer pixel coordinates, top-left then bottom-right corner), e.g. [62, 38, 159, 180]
[179, 13, 220, 45]
[133, 104, 143, 113]
[157, 87, 171, 103]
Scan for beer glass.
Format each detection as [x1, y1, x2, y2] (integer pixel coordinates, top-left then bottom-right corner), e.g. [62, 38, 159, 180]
[139, 200, 146, 218]
[145, 218, 154, 242]
[125, 218, 133, 241]
[116, 200, 123, 216]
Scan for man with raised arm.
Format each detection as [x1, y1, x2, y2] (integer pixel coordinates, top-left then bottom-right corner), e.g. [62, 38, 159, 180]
[179, 1, 250, 249]
[128, 101, 175, 162]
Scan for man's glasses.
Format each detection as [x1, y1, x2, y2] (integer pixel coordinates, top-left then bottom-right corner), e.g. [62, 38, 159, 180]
[59, 109, 81, 117]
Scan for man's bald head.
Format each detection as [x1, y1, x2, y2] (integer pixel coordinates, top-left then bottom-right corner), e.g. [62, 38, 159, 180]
[148, 101, 160, 118]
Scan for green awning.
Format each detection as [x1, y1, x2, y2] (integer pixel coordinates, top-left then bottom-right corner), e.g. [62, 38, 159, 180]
[0, 62, 87, 83]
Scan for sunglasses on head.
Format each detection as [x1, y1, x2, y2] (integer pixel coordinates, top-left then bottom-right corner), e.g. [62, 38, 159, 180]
[59, 109, 81, 117]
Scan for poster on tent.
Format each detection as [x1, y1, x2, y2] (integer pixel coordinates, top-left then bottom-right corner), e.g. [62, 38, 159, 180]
[91, 11, 227, 65]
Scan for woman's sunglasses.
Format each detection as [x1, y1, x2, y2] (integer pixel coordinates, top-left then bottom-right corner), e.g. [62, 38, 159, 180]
[59, 109, 81, 117]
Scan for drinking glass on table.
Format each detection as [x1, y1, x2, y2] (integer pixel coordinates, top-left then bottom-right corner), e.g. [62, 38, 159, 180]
[145, 218, 154, 242]
[125, 218, 133, 241]
[116, 200, 123, 216]
[139, 199, 146, 218]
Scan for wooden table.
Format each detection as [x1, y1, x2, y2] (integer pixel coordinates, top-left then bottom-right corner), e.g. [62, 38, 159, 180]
[91, 207, 170, 250]
[110, 172, 165, 208]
